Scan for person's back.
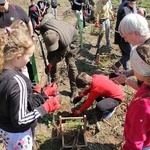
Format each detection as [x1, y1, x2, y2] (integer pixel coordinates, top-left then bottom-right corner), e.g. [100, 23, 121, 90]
[83, 74, 124, 104]
[114, 0, 136, 44]
[0, 4, 29, 28]
[40, 16, 77, 48]
[72, 0, 84, 11]
[51, 0, 57, 8]
[94, 0, 114, 47]
[51, 0, 58, 18]
[118, 0, 127, 10]
[37, 0, 50, 16]
[37, 0, 45, 10]
[40, 14, 79, 101]
[95, 0, 112, 20]
[72, 72, 124, 118]
[71, 0, 85, 28]
[29, 0, 41, 28]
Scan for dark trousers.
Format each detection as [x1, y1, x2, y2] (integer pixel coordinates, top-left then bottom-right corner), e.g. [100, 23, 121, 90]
[96, 97, 121, 114]
[50, 52, 78, 92]
[115, 42, 132, 70]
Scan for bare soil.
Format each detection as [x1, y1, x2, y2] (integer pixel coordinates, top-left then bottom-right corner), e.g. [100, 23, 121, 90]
[32, 2, 136, 150]
[0, 0, 140, 150]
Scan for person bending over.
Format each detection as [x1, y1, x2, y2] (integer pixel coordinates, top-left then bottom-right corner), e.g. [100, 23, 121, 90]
[72, 72, 124, 118]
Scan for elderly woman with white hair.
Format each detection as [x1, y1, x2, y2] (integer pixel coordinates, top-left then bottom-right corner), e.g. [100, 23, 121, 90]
[118, 13, 150, 46]
[112, 0, 137, 73]
[111, 13, 150, 90]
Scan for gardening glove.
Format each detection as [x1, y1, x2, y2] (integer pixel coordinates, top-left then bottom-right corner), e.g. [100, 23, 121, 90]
[73, 109, 81, 117]
[43, 83, 57, 97]
[111, 15, 115, 20]
[95, 22, 99, 28]
[83, 10, 86, 15]
[45, 64, 52, 75]
[32, 83, 42, 93]
[73, 95, 82, 104]
[43, 95, 60, 113]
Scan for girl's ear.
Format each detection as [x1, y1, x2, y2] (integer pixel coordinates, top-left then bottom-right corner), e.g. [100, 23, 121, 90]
[14, 54, 22, 62]
[16, 54, 22, 60]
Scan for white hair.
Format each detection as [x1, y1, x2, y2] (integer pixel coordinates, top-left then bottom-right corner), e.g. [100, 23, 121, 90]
[118, 14, 150, 37]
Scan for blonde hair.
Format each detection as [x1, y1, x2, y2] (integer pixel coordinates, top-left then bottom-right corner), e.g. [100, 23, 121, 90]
[0, 20, 34, 73]
[118, 14, 149, 37]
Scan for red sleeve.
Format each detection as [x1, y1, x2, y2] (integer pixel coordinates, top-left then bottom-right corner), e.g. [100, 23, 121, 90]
[122, 98, 150, 150]
[79, 91, 100, 113]
[82, 89, 89, 95]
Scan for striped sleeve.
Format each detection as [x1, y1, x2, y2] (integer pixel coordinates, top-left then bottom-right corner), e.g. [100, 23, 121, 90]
[10, 75, 43, 127]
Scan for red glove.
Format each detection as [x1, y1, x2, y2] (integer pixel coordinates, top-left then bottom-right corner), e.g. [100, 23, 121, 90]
[83, 10, 86, 15]
[43, 95, 60, 113]
[45, 64, 52, 75]
[32, 83, 42, 93]
[72, 96, 82, 104]
[73, 110, 81, 117]
[43, 83, 57, 97]
[35, 24, 40, 29]
[95, 22, 99, 28]
[111, 15, 115, 20]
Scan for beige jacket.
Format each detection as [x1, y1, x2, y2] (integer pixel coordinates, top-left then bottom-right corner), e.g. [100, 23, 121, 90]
[95, 0, 113, 22]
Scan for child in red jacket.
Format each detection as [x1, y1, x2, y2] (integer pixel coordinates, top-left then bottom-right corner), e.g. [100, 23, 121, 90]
[72, 72, 124, 118]
[122, 44, 150, 150]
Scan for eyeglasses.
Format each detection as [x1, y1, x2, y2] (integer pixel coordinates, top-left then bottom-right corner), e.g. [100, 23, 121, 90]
[0, 3, 5, 6]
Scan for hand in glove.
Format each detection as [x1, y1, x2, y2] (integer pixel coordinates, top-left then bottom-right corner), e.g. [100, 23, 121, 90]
[73, 110, 81, 117]
[32, 83, 42, 93]
[43, 95, 60, 113]
[45, 64, 52, 75]
[95, 22, 100, 28]
[83, 10, 86, 15]
[43, 83, 57, 97]
[73, 96, 82, 104]
[111, 15, 115, 20]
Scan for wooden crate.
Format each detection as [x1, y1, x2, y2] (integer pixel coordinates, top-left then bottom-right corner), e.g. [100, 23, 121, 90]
[59, 115, 88, 149]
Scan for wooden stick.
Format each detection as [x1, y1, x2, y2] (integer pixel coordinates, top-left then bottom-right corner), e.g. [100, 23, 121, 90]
[102, 119, 112, 126]
[60, 116, 85, 120]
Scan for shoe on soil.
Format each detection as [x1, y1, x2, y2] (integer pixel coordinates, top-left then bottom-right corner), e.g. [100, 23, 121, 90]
[102, 107, 116, 119]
